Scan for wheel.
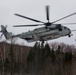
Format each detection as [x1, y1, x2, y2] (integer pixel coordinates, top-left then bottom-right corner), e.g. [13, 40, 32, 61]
[68, 35, 71, 37]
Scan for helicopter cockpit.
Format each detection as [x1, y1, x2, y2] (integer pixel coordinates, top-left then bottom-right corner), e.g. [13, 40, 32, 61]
[56, 24, 62, 31]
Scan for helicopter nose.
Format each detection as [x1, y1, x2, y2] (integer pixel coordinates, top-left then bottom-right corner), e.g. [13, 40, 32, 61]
[69, 28, 71, 34]
[67, 28, 71, 35]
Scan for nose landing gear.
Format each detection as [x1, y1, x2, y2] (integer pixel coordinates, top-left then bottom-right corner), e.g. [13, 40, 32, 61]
[68, 34, 73, 37]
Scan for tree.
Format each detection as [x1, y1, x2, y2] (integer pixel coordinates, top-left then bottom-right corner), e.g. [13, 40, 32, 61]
[43, 43, 51, 58]
[8, 38, 17, 75]
[64, 51, 73, 62]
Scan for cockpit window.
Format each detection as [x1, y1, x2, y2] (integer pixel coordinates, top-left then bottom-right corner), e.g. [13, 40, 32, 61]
[64, 27, 67, 29]
[59, 28, 62, 31]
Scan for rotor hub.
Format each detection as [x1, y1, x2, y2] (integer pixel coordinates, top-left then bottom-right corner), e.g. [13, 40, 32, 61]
[44, 22, 52, 26]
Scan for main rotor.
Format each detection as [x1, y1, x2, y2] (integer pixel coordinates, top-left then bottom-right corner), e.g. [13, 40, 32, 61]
[13, 6, 76, 27]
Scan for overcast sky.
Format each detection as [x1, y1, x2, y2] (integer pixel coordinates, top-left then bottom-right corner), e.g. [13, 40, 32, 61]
[0, 0, 76, 46]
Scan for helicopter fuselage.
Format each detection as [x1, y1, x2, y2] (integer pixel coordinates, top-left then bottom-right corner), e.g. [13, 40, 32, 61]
[18, 24, 71, 42]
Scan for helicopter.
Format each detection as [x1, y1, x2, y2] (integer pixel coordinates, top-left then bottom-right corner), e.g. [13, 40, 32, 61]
[0, 6, 76, 43]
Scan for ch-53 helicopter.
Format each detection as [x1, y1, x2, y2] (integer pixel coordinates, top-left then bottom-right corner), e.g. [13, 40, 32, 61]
[0, 6, 76, 43]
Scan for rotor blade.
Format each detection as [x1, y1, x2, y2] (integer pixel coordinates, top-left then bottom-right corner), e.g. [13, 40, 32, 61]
[71, 29, 76, 32]
[55, 23, 76, 25]
[15, 13, 45, 23]
[46, 6, 49, 22]
[13, 24, 44, 27]
[52, 12, 76, 23]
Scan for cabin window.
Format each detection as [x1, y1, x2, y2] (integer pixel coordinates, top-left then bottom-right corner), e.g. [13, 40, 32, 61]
[59, 28, 62, 31]
[56, 24, 61, 28]
[49, 28, 56, 30]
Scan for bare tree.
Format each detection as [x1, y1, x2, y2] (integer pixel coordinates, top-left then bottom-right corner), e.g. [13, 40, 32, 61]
[9, 38, 17, 75]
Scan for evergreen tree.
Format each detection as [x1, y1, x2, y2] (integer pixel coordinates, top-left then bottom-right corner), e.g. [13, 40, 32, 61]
[4, 58, 10, 72]
[64, 51, 73, 62]
[43, 43, 51, 58]
[51, 49, 56, 62]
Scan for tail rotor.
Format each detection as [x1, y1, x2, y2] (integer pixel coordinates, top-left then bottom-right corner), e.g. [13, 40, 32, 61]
[0, 25, 10, 39]
[0, 25, 7, 39]
[0, 33, 3, 39]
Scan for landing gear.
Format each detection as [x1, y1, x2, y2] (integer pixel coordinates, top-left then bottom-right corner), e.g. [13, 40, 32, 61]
[41, 40, 45, 49]
[68, 34, 71, 37]
[40, 37, 45, 49]
[68, 34, 73, 37]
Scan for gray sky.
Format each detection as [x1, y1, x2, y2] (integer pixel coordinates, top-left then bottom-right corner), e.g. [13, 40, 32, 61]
[0, 0, 76, 46]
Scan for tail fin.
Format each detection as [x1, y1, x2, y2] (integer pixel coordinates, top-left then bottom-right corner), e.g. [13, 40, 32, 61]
[0, 25, 12, 39]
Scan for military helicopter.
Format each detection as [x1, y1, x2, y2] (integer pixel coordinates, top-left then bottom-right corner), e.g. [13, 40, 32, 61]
[0, 6, 76, 43]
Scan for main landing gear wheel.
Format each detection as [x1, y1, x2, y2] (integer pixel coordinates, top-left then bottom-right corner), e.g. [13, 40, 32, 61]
[41, 40, 45, 49]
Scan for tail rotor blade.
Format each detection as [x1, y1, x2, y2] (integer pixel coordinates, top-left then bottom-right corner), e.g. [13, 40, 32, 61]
[5, 25, 8, 28]
[0, 33, 3, 39]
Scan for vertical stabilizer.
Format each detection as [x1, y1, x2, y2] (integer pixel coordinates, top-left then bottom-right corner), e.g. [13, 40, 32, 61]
[0, 25, 12, 39]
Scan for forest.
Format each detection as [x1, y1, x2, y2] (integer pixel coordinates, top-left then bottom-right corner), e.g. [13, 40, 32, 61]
[0, 41, 76, 75]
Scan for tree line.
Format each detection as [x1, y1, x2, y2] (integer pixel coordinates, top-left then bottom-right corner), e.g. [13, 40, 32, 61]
[0, 41, 76, 75]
